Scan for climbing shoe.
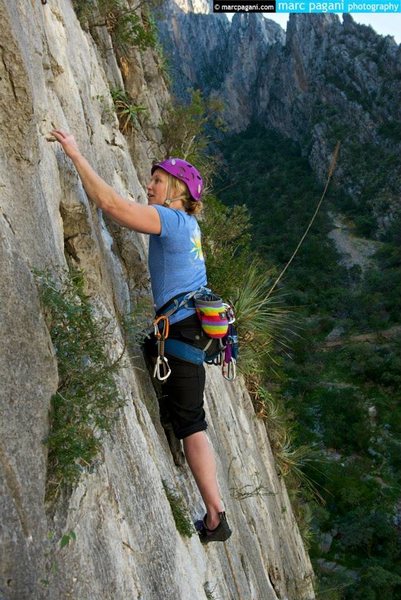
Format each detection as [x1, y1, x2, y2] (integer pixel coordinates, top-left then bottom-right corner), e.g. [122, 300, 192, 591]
[195, 512, 232, 544]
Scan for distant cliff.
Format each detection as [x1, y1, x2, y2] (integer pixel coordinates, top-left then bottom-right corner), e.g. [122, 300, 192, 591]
[157, 5, 401, 237]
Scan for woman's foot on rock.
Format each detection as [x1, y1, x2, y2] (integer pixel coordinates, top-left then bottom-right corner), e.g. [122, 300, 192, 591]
[195, 512, 232, 544]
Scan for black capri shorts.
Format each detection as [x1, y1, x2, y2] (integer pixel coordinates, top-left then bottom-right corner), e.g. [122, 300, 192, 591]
[144, 313, 208, 440]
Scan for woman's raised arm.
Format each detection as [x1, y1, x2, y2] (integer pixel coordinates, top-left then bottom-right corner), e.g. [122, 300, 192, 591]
[50, 129, 161, 235]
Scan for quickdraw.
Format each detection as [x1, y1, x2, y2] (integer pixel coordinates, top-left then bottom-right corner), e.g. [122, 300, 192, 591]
[153, 315, 171, 382]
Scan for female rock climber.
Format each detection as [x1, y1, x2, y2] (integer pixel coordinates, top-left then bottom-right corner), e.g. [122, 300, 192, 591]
[50, 129, 232, 544]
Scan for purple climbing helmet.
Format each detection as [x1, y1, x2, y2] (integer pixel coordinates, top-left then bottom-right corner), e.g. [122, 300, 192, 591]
[151, 158, 203, 201]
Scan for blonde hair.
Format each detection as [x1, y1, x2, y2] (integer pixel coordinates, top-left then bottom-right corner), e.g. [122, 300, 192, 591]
[167, 174, 203, 215]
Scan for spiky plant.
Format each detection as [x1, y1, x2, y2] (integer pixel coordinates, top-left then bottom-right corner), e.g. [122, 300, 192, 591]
[110, 88, 148, 133]
[230, 261, 297, 375]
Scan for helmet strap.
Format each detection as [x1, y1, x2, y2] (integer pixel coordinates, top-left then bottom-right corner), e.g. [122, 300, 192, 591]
[163, 194, 187, 208]
[163, 179, 173, 207]
[163, 178, 188, 208]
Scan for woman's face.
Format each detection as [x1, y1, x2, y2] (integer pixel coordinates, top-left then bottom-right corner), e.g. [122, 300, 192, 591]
[147, 168, 168, 205]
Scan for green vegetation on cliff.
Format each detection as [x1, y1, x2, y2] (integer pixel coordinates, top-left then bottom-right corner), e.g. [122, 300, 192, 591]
[34, 268, 125, 501]
[216, 124, 401, 600]
[73, 0, 162, 53]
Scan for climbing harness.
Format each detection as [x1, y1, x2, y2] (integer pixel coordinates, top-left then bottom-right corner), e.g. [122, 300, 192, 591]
[152, 288, 238, 382]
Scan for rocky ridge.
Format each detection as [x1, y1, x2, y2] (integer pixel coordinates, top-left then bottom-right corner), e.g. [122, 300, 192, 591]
[157, 5, 401, 235]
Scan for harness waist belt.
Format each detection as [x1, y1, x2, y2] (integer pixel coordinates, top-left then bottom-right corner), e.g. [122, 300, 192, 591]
[156, 291, 195, 317]
[164, 339, 205, 365]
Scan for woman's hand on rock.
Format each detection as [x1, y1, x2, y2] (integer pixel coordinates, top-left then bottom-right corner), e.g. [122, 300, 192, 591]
[50, 129, 81, 160]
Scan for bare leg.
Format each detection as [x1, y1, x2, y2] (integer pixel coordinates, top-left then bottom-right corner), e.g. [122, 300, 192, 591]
[183, 431, 224, 530]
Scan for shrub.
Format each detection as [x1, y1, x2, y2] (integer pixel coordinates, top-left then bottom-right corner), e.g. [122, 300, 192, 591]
[110, 87, 148, 133]
[159, 89, 225, 184]
[72, 0, 161, 53]
[34, 268, 125, 499]
[349, 565, 401, 600]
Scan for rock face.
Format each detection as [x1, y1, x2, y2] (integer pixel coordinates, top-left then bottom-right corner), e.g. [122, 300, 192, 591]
[157, 6, 284, 123]
[156, 2, 231, 100]
[157, 6, 401, 234]
[171, 0, 212, 12]
[0, 2, 314, 599]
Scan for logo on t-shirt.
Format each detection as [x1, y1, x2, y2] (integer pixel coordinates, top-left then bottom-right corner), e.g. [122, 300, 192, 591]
[191, 233, 204, 262]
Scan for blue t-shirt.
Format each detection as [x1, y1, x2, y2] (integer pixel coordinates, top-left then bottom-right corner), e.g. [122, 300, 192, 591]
[148, 205, 207, 324]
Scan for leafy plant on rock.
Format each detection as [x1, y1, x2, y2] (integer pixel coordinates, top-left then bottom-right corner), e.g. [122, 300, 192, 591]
[73, 0, 162, 53]
[110, 87, 148, 133]
[34, 268, 125, 500]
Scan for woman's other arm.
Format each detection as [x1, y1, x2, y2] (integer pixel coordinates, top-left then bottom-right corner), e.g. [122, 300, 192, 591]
[51, 129, 161, 235]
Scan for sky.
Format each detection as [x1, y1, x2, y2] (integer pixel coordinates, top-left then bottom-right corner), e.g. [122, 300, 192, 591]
[264, 14, 401, 43]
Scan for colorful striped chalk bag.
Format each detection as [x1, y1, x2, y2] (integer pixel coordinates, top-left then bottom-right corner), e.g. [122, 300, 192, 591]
[193, 289, 230, 339]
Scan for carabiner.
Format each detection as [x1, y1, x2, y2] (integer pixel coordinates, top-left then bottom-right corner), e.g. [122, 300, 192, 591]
[153, 355, 171, 381]
[222, 358, 236, 381]
[223, 302, 236, 324]
[153, 315, 170, 339]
